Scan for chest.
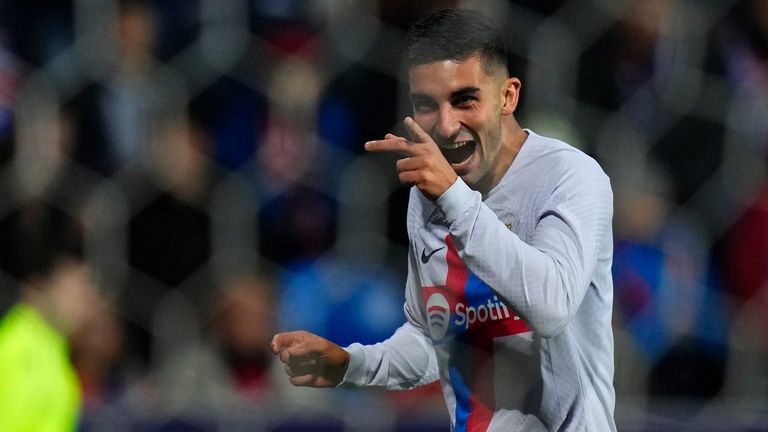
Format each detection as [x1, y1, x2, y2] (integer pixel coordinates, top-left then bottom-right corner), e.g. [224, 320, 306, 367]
[412, 206, 530, 344]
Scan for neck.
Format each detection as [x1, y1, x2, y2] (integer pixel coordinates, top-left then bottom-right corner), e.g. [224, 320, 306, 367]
[21, 286, 63, 333]
[476, 119, 527, 196]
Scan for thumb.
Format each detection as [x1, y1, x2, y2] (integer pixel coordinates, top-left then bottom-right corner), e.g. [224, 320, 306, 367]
[403, 117, 432, 144]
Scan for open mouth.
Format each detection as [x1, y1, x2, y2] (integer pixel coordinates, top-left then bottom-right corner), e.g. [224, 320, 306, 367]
[440, 140, 476, 165]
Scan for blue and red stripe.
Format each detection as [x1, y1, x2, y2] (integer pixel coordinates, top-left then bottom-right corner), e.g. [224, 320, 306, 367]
[443, 234, 529, 432]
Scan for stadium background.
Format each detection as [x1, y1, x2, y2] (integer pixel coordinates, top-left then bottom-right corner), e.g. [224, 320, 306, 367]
[0, 0, 767, 430]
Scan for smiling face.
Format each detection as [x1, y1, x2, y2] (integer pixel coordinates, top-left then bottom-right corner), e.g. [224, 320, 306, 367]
[408, 54, 521, 194]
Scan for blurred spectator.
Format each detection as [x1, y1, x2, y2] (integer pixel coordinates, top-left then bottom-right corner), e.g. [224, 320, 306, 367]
[708, 0, 768, 303]
[0, 201, 99, 431]
[708, 0, 768, 94]
[0, 29, 21, 166]
[71, 294, 127, 410]
[211, 272, 277, 400]
[0, 97, 98, 310]
[70, 0, 161, 175]
[707, 0, 768, 402]
[257, 56, 327, 190]
[578, 0, 673, 112]
[721, 183, 768, 314]
[145, 271, 278, 422]
[130, 111, 215, 286]
[255, 54, 342, 265]
[719, 178, 768, 400]
[122, 111, 219, 372]
[705, 0, 768, 180]
[0, 259, 99, 431]
[578, 1, 727, 205]
[612, 176, 727, 400]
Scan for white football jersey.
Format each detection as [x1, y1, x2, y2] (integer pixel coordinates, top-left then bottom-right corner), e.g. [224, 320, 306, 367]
[342, 130, 616, 431]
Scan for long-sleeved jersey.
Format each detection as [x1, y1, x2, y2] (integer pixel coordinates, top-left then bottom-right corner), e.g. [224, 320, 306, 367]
[341, 130, 616, 431]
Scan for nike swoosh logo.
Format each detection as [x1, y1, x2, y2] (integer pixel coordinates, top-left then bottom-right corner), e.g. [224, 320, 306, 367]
[421, 246, 445, 264]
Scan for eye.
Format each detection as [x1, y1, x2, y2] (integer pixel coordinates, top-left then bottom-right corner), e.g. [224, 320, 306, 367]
[413, 99, 437, 113]
[452, 95, 477, 107]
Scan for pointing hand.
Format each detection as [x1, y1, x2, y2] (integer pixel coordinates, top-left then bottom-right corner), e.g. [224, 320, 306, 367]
[365, 117, 457, 201]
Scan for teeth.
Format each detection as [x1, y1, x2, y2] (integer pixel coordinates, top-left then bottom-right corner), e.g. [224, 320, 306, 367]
[441, 140, 472, 150]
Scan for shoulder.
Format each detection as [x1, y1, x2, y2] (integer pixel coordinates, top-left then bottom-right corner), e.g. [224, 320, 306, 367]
[525, 132, 606, 174]
[522, 131, 610, 191]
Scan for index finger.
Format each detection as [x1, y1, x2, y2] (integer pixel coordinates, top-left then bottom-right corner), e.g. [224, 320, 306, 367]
[364, 136, 415, 156]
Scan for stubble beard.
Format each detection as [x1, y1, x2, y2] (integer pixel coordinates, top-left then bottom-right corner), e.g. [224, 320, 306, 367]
[467, 119, 503, 195]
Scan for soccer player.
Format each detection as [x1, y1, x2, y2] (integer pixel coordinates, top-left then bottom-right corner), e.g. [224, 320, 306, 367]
[272, 8, 616, 431]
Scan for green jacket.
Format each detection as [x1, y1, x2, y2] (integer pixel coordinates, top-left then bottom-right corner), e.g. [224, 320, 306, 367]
[0, 304, 80, 431]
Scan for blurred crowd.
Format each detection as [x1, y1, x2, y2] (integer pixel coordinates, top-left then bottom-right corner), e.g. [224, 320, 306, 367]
[0, 0, 766, 430]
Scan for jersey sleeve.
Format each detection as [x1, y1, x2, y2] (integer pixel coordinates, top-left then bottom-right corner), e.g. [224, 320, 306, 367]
[340, 320, 439, 390]
[436, 158, 613, 338]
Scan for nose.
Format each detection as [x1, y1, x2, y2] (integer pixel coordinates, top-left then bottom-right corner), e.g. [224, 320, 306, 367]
[434, 107, 461, 140]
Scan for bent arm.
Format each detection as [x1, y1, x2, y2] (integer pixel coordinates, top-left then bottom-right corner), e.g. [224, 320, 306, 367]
[437, 165, 613, 338]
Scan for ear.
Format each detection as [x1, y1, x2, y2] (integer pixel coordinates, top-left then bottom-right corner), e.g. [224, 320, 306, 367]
[500, 77, 521, 116]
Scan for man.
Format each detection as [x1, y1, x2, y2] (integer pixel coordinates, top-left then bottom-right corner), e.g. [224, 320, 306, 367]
[272, 8, 616, 431]
[0, 259, 97, 432]
[0, 203, 99, 431]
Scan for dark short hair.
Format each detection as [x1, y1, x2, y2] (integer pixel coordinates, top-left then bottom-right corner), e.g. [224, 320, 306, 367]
[0, 201, 83, 281]
[405, 8, 507, 75]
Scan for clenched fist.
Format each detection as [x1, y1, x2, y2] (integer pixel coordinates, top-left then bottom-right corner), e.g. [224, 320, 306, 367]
[271, 331, 350, 387]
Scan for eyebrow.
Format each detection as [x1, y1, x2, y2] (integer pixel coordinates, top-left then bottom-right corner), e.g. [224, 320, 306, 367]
[409, 86, 481, 101]
[450, 87, 481, 99]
